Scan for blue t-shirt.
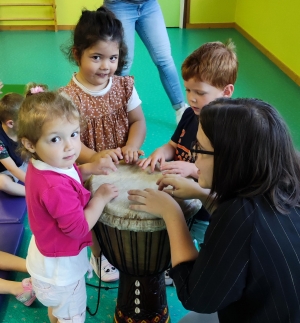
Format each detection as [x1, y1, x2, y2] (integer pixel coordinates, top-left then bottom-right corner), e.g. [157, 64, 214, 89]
[0, 124, 23, 172]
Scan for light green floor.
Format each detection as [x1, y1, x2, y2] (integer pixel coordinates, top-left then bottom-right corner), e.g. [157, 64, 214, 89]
[1, 28, 300, 151]
[0, 27, 299, 323]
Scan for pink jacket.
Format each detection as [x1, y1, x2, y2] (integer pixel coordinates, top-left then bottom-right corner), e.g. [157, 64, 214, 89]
[25, 162, 92, 257]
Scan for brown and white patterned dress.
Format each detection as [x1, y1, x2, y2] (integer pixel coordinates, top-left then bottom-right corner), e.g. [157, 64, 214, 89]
[61, 75, 135, 152]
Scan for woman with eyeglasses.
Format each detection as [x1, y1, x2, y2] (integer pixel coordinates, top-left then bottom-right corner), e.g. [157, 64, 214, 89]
[128, 97, 300, 323]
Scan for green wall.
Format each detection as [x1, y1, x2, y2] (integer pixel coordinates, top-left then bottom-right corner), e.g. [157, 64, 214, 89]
[159, 0, 180, 27]
[0, 0, 180, 27]
[235, 0, 300, 80]
[189, 0, 300, 83]
[190, 0, 236, 23]
[1, 0, 299, 80]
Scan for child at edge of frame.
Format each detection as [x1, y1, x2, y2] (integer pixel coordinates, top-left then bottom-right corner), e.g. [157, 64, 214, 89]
[137, 40, 238, 285]
[18, 88, 119, 323]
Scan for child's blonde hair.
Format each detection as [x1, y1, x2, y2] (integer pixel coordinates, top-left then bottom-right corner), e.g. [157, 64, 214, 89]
[181, 39, 238, 89]
[18, 91, 80, 161]
[0, 93, 24, 123]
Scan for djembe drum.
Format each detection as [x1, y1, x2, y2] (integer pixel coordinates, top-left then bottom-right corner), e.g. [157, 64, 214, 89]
[87, 162, 201, 323]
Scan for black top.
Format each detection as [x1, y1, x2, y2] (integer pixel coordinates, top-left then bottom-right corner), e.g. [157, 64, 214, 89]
[170, 196, 300, 323]
[171, 107, 198, 162]
[171, 108, 209, 221]
[0, 124, 23, 172]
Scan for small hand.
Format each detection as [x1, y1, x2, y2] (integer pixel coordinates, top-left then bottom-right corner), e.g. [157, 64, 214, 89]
[90, 148, 123, 164]
[94, 183, 119, 203]
[128, 188, 181, 219]
[121, 145, 144, 164]
[136, 148, 165, 172]
[160, 160, 195, 178]
[90, 157, 117, 175]
[156, 174, 202, 200]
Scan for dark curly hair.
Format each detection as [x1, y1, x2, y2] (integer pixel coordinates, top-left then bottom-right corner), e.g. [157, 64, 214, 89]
[62, 6, 127, 75]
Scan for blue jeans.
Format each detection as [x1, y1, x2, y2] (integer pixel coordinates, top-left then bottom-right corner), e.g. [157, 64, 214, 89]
[103, 0, 185, 110]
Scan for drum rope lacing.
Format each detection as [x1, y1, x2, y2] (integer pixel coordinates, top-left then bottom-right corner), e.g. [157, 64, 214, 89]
[86, 224, 119, 316]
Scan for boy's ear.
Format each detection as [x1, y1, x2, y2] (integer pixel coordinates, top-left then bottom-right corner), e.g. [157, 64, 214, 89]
[5, 120, 14, 129]
[21, 138, 36, 153]
[223, 84, 234, 97]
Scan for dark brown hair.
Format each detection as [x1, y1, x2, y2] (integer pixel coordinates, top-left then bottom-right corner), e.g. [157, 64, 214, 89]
[200, 97, 300, 214]
[62, 6, 127, 75]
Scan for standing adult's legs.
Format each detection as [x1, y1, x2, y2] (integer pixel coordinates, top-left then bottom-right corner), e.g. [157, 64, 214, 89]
[103, 0, 137, 75]
[104, 0, 186, 116]
[136, 0, 185, 110]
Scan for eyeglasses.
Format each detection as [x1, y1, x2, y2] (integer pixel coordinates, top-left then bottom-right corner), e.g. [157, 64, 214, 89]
[189, 140, 214, 162]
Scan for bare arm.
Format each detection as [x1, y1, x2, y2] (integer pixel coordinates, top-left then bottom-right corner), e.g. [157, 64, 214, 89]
[78, 158, 117, 182]
[84, 184, 118, 230]
[157, 175, 214, 211]
[128, 188, 198, 266]
[77, 142, 97, 164]
[160, 161, 199, 178]
[0, 157, 26, 182]
[137, 140, 177, 172]
[0, 251, 27, 272]
[164, 207, 198, 266]
[77, 143, 121, 170]
[122, 106, 146, 163]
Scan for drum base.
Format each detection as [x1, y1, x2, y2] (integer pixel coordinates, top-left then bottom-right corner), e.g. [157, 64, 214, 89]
[114, 272, 170, 323]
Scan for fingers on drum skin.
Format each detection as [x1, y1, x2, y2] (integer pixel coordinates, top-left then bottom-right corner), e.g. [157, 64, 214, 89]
[136, 158, 146, 166]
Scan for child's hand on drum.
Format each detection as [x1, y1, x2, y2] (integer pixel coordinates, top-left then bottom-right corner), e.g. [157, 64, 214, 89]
[79, 157, 117, 181]
[157, 174, 206, 200]
[137, 148, 165, 172]
[160, 161, 198, 178]
[91, 148, 123, 164]
[121, 145, 144, 164]
[95, 183, 119, 203]
[85, 183, 118, 229]
[128, 188, 182, 219]
[90, 156, 118, 175]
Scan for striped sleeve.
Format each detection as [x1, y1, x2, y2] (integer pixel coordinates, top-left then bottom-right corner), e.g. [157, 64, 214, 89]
[170, 198, 254, 313]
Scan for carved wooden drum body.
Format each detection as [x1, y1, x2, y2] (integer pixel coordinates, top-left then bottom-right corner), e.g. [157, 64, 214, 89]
[88, 163, 201, 323]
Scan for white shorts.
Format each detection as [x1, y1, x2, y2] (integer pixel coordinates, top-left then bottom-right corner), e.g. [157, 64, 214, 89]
[31, 277, 87, 323]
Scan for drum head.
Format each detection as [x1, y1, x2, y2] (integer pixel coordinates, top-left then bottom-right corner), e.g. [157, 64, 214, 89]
[86, 162, 201, 231]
